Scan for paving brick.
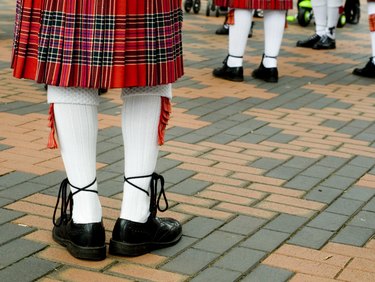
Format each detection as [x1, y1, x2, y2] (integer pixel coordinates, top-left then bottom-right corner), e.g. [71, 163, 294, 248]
[348, 211, 375, 229]
[0, 182, 49, 200]
[0, 198, 13, 207]
[193, 230, 244, 254]
[264, 214, 309, 234]
[241, 264, 294, 282]
[241, 229, 290, 252]
[167, 178, 210, 195]
[189, 267, 241, 282]
[0, 257, 59, 282]
[182, 217, 224, 239]
[335, 164, 369, 179]
[326, 197, 363, 216]
[301, 165, 336, 180]
[338, 268, 375, 281]
[266, 166, 302, 181]
[0, 208, 24, 224]
[263, 253, 341, 279]
[0, 238, 46, 268]
[332, 225, 375, 247]
[319, 175, 357, 190]
[342, 187, 375, 202]
[0, 171, 36, 189]
[284, 175, 322, 191]
[304, 186, 343, 204]
[288, 227, 334, 249]
[153, 236, 198, 257]
[275, 244, 351, 267]
[0, 222, 34, 245]
[362, 197, 375, 212]
[161, 248, 219, 275]
[214, 247, 266, 272]
[307, 212, 349, 232]
[349, 156, 375, 168]
[250, 158, 285, 171]
[220, 215, 266, 236]
[109, 263, 188, 282]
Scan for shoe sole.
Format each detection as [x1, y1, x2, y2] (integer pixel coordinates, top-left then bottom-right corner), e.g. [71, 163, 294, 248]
[213, 74, 244, 82]
[251, 74, 278, 83]
[109, 232, 182, 257]
[53, 231, 106, 261]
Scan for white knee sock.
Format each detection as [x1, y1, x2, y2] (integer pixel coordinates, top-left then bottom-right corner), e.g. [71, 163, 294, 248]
[227, 9, 253, 67]
[263, 10, 286, 68]
[48, 86, 102, 224]
[369, 2, 375, 61]
[312, 0, 327, 37]
[120, 94, 162, 223]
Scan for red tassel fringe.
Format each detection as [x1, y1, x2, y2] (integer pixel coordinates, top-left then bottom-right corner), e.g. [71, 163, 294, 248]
[47, 103, 58, 149]
[158, 97, 171, 146]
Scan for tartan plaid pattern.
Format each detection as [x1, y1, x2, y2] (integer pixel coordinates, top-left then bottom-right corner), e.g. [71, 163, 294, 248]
[214, 0, 292, 10]
[12, 0, 184, 89]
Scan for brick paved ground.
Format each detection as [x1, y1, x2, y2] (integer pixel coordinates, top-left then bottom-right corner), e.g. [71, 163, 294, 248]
[1, 0, 375, 281]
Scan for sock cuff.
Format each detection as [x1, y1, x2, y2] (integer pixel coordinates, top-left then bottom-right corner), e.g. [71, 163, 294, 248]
[121, 84, 172, 100]
[47, 86, 100, 106]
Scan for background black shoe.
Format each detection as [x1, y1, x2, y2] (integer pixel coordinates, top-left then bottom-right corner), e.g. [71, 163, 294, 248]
[313, 36, 336, 50]
[296, 34, 321, 48]
[215, 25, 229, 35]
[353, 58, 375, 78]
[213, 60, 244, 82]
[252, 61, 278, 83]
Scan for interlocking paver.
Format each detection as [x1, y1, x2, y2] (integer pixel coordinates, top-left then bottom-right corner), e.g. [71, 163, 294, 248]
[2, 1, 375, 280]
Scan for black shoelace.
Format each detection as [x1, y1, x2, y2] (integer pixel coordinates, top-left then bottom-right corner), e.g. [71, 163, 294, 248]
[124, 172, 169, 216]
[52, 178, 97, 227]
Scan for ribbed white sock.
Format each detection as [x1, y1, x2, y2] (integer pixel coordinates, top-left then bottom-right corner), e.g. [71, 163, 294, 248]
[49, 87, 102, 224]
[227, 9, 253, 67]
[120, 95, 162, 223]
[369, 2, 375, 60]
[312, 0, 327, 37]
[263, 10, 285, 68]
[326, 6, 339, 39]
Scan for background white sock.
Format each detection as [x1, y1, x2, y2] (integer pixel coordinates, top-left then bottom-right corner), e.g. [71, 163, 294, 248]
[263, 10, 286, 68]
[120, 95, 162, 223]
[312, 0, 327, 37]
[227, 9, 253, 67]
[369, 2, 375, 61]
[50, 87, 102, 224]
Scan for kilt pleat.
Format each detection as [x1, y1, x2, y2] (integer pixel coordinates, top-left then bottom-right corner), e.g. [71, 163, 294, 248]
[214, 0, 293, 10]
[12, 0, 184, 89]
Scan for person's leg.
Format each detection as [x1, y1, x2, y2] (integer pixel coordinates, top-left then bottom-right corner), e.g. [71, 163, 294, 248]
[353, 1, 375, 78]
[48, 86, 106, 261]
[297, 0, 327, 47]
[313, 0, 343, 49]
[213, 9, 253, 82]
[119, 94, 161, 223]
[227, 9, 253, 67]
[109, 85, 182, 257]
[252, 10, 285, 83]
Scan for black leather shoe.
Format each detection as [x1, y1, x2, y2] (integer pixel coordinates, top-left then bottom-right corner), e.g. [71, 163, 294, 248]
[109, 216, 182, 257]
[313, 35, 336, 50]
[52, 179, 106, 260]
[53, 218, 106, 260]
[353, 58, 375, 78]
[213, 56, 244, 82]
[252, 61, 278, 83]
[296, 34, 321, 48]
[215, 25, 229, 35]
[109, 173, 182, 257]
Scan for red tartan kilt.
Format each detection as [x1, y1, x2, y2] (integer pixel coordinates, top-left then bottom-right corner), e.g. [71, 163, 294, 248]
[214, 0, 293, 10]
[12, 0, 184, 89]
